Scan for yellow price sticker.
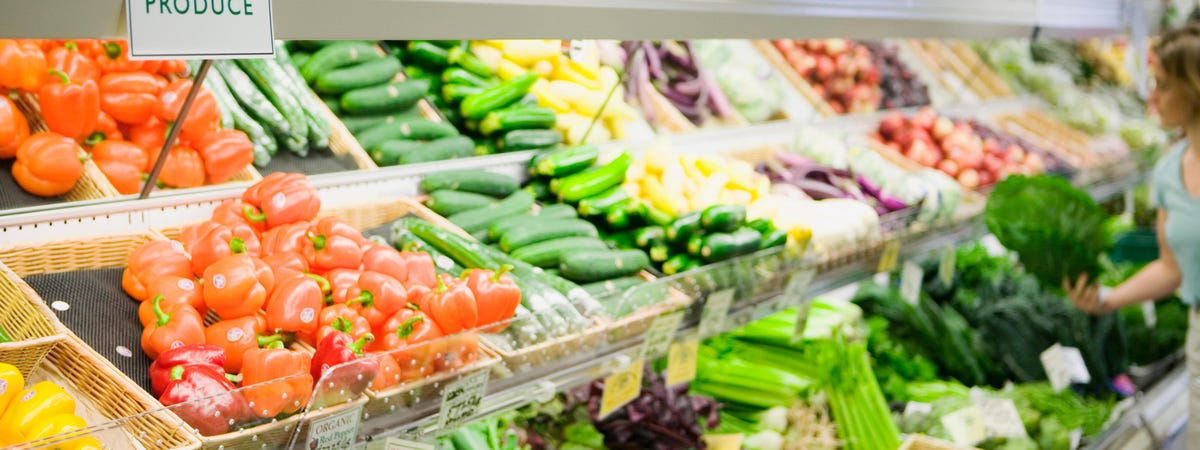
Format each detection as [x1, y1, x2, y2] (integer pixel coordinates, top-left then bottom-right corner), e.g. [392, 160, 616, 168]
[599, 358, 644, 418]
[702, 433, 744, 450]
[666, 339, 698, 386]
[877, 240, 901, 273]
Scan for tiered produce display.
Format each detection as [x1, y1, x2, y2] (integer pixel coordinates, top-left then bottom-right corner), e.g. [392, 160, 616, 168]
[0, 32, 1178, 450]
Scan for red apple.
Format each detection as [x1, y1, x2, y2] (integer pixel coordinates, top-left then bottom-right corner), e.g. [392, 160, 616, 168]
[981, 138, 1001, 155]
[878, 113, 906, 139]
[937, 159, 960, 177]
[815, 55, 836, 80]
[905, 139, 930, 160]
[775, 40, 798, 52]
[886, 142, 902, 154]
[958, 169, 980, 189]
[931, 117, 954, 141]
[811, 84, 826, 98]
[977, 170, 995, 186]
[861, 66, 881, 84]
[1004, 144, 1025, 163]
[982, 154, 1004, 173]
[825, 38, 849, 56]
[910, 108, 938, 131]
[1025, 153, 1045, 173]
[893, 127, 916, 149]
[957, 147, 984, 169]
[806, 40, 825, 53]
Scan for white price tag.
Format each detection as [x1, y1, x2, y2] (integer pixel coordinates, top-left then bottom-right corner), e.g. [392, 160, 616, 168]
[305, 404, 363, 450]
[940, 406, 987, 446]
[791, 295, 816, 344]
[436, 370, 489, 430]
[568, 40, 596, 64]
[783, 269, 816, 308]
[365, 437, 435, 450]
[900, 260, 923, 305]
[938, 245, 956, 285]
[1142, 301, 1157, 328]
[1041, 344, 1091, 392]
[641, 310, 685, 360]
[1069, 428, 1083, 450]
[699, 289, 735, 339]
[903, 401, 933, 419]
[974, 398, 1027, 438]
[125, 0, 275, 59]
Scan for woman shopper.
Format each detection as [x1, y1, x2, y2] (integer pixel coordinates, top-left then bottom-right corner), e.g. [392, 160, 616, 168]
[1065, 23, 1200, 443]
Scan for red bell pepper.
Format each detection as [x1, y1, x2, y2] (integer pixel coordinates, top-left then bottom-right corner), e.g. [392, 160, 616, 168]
[204, 315, 266, 374]
[463, 265, 521, 331]
[211, 199, 267, 234]
[193, 129, 253, 185]
[371, 305, 443, 382]
[147, 343, 226, 396]
[310, 332, 377, 397]
[0, 39, 47, 91]
[242, 172, 321, 228]
[160, 364, 250, 437]
[45, 42, 99, 85]
[143, 275, 205, 317]
[140, 295, 206, 360]
[260, 221, 311, 256]
[39, 69, 100, 141]
[241, 337, 313, 419]
[203, 253, 275, 320]
[264, 273, 327, 336]
[303, 217, 365, 273]
[155, 79, 220, 143]
[183, 220, 263, 277]
[98, 71, 166, 125]
[122, 239, 192, 301]
[344, 271, 408, 329]
[424, 276, 478, 335]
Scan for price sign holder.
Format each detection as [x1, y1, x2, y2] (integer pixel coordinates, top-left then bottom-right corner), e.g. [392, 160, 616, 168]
[878, 240, 901, 273]
[698, 288, 735, 339]
[599, 358, 644, 418]
[1041, 344, 1091, 391]
[640, 310, 685, 360]
[436, 370, 489, 430]
[304, 403, 364, 450]
[900, 260, 923, 305]
[940, 405, 986, 446]
[938, 245, 956, 285]
[666, 337, 699, 386]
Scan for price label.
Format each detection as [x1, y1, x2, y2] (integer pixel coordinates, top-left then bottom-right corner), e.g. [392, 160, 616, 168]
[974, 397, 1027, 438]
[938, 245, 956, 285]
[666, 338, 699, 386]
[305, 403, 363, 450]
[702, 433, 744, 450]
[699, 289, 735, 339]
[877, 240, 901, 273]
[436, 370, 489, 430]
[783, 269, 816, 308]
[900, 260, 923, 305]
[940, 405, 987, 446]
[791, 295, 816, 344]
[641, 310, 684, 360]
[903, 401, 933, 419]
[1041, 344, 1091, 392]
[1069, 428, 1083, 450]
[600, 358, 644, 418]
[365, 437, 435, 450]
[1142, 301, 1157, 328]
[125, 0, 275, 59]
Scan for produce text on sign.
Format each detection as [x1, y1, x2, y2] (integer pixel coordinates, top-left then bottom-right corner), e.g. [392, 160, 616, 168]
[145, 0, 256, 16]
[125, 0, 274, 59]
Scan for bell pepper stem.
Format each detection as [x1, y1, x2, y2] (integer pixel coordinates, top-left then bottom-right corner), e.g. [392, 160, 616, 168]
[435, 276, 448, 294]
[305, 273, 331, 295]
[346, 291, 374, 308]
[152, 295, 171, 327]
[229, 237, 247, 254]
[104, 42, 122, 59]
[349, 334, 374, 355]
[257, 333, 285, 348]
[170, 365, 185, 381]
[401, 241, 421, 253]
[226, 373, 241, 384]
[493, 264, 514, 282]
[406, 302, 421, 311]
[47, 69, 70, 85]
[307, 232, 327, 251]
[64, 41, 78, 51]
[332, 316, 353, 333]
[242, 205, 267, 223]
[396, 316, 424, 339]
[84, 132, 106, 146]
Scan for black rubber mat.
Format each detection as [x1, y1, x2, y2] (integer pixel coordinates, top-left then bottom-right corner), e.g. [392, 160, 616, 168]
[24, 268, 154, 393]
[256, 146, 360, 177]
[0, 158, 69, 211]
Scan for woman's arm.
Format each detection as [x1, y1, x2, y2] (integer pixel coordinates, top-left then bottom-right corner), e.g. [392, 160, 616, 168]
[1065, 209, 1182, 314]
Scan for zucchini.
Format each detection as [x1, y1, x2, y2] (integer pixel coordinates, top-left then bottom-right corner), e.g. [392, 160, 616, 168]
[497, 129, 563, 152]
[461, 72, 538, 120]
[639, 202, 675, 227]
[577, 186, 629, 217]
[633, 226, 667, 248]
[341, 79, 430, 115]
[487, 207, 579, 241]
[534, 144, 598, 178]
[665, 212, 703, 246]
[510, 236, 609, 268]
[443, 84, 486, 105]
[442, 68, 495, 88]
[422, 170, 520, 197]
[551, 152, 632, 203]
[425, 190, 496, 217]
[357, 119, 459, 151]
[480, 107, 557, 136]
[396, 136, 476, 165]
[745, 218, 775, 234]
[236, 58, 310, 155]
[662, 254, 698, 276]
[213, 60, 290, 137]
[648, 244, 671, 263]
[446, 190, 534, 234]
[581, 276, 645, 298]
[405, 41, 450, 69]
[761, 229, 788, 249]
[602, 230, 635, 249]
[605, 205, 631, 229]
[559, 249, 649, 283]
[699, 228, 763, 263]
[686, 234, 705, 256]
[524, 179, 552, 201]
[447, 46, 494, 78]
[499, 219, 599, 252]
[315, 57, 402, 94]
[300, 41, 382, 83]
[340, 108, 424, 134]
[700, 204, 747, 232]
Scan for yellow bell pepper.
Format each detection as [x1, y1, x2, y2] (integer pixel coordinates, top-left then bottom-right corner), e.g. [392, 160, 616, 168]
[0, 363, 24, 417]
[26, 413, 98, 450]
[0, 381, 77, 443]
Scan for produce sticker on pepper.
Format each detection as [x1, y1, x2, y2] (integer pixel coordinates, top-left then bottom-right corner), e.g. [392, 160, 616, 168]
[125, 0, 275, 59]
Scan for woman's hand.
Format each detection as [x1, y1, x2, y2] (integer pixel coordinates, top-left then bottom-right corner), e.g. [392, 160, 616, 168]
[1063, 274, 1108, 315]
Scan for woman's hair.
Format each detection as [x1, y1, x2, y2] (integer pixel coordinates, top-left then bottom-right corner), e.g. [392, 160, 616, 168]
[1155, 23, 1200, 104]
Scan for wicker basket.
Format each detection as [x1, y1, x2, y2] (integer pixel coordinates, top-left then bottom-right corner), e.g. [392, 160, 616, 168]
[0, 261, 65, 378]
[899, 434, 980, 450]
[10, 94, 121, 203]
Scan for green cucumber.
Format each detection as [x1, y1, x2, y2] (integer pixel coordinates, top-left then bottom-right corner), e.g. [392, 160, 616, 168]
[340, 108, 424, 134]
[446, 190, 534, 234]
[550, 152, 633, 203]
[581, 276, 646, 298]
[559, 249, 650, 283]
[699, 228, 763, 263]
[602, 230, 636, 249]
[745, 218, 775, 234]
[604, 205, 631, 229]
[202, 66, 276, 165]
[524, 179, 552, 201]
[648, 244, 671, 263]
[487, 206, 580, 241]
[300, 41, 382, 83]
[422, 170, 519, 197]
[461, 72, 538, 120]
[662, 254, 698, 276]
[213, 60, 290, 137]
[665, 212, 703, 245]
[499, 219, 599, 252]
[275, 42, 333, 149]
[236, 58, 309, 155]
[443, 84, 486, 105]
[389, 228, 463, 276]
[357, 119, 459, 151]
[686, 234, 705, 256]
[577, 186, 629, 217]
[480, 107, 557, 136]
[322, 96, 341, 114]
[425, 190, 496, 217]
[369, 140, 423, 166]
[291, 52, 312, 68]
[448, 46, 494, 78]
[405, 41, 450, 69]
[510, 237, 609, 268]
[761, 229, 788, 249]
[497, 129, 563, 152]
[700, 204, 747, 232]
[639, 202, 675, 227]
[396, 136, 476, 165]
[534, 144, 598, 178]
[442, 68, 495, 88]
[537, 204, 579, 218]
[315, 57, 402, 94]
[633, 226, 667, 248]
[341, 79, 430, 115]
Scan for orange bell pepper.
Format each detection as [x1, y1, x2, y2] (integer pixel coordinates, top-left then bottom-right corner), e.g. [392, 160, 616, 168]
[0, 40, 47, 92]
[137, 291, 191, 327]
[38, 70, 99, 141]
[242, 173, 321, 228]
[193, 129, 253, 185]
[203, 253, 275, 320]
[90, 139, 147, 195]
[90, 110, 123, 143]
[140, 275, 205, 320]
[0, 96, 30, 159]
[462, 265, 521, 331]
[260, 221, 312, 256]
[99, 71, 166, 126]
[140, 295, 206, 359]
[211, 199, 267, 233]
[204, 314, 266, 373]
[45, 42, 99, 85]
[265, 272, 327, 336]
[424, 276, 478, 335]
[303, 218, 365, 273]
[155, 79, 220, 143]
[370, 305, 444, 382]
[124, 117, 167, 167]
[435, 331, 480, 372]
[370, 351, 403, 391]
[261, 251, 309, 277]
[182, 220, 263, 277]
[158, 144, 205, 188]
[12, 132, 83, 197]
[344, 271, 408, 330]
[95, 41, 143, 74]
[241, 337, 312, 418]
[122, 239, 192, 301]
[157, 59, 190, 77]
[314, 304, 371, 345]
